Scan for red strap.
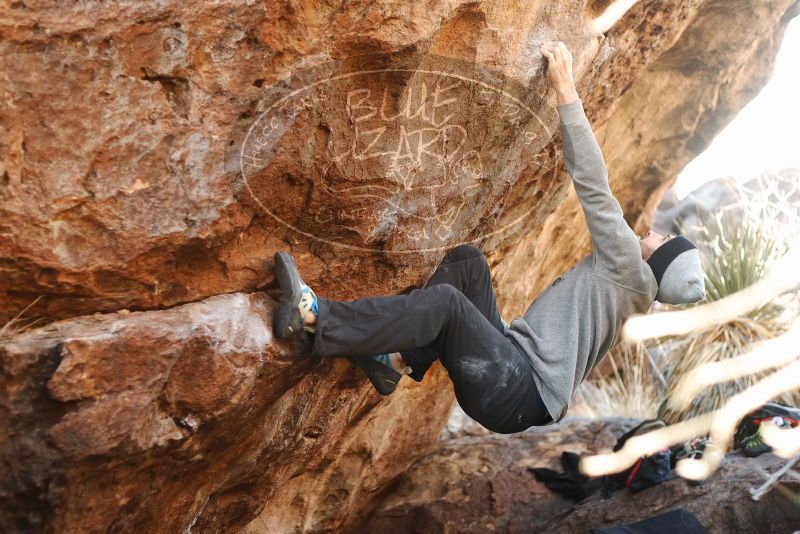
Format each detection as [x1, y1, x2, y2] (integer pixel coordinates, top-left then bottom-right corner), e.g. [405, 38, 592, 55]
[626, 459, 643, 487]
[752, 417, 799, 427]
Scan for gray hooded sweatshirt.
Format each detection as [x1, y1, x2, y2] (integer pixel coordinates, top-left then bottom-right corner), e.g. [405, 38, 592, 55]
[507, 99, 658, 423]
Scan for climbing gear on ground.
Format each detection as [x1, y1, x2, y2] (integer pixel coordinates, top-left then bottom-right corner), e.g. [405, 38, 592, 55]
[734, 402, 800, 458]
[609, 419, 672, 492]
[273, 251, 318, 338]
[740, 429, 773, 458]
[614, 449, 672, 492]
[529, 451, 605, 501]
[530, 419, 673, 501]
[346, 356, 403, 396]
[670, 436, 712, 487]
[671, 437, 711, 464]
[612, 419, 666, 450]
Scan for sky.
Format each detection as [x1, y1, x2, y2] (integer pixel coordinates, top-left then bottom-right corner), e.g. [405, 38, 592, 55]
[673, 15, 800, 199]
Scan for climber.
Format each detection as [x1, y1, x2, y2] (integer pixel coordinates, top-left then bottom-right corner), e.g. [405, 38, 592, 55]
[271, 41, 706, 434]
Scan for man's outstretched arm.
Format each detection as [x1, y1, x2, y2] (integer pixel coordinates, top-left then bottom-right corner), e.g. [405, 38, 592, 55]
[540, 42, 643, 283]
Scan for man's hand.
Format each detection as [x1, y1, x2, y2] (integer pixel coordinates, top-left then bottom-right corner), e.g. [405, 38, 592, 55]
[540, 42, 579, 105]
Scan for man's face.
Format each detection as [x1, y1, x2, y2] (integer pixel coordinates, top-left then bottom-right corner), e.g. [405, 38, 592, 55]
[639, 230, 675, 260]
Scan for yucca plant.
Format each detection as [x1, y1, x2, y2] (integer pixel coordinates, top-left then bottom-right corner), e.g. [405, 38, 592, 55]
[656, 317, 790, 424]
[687, 209, 782, 321]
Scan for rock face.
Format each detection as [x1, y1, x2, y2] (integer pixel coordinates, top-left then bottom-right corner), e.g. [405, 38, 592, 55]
[1, 0, 799, 532]
[355, 418, 800, 534]
[2, 0, 798, 322]
[653, 168, 800, 236]
[1, 295, 454, 532]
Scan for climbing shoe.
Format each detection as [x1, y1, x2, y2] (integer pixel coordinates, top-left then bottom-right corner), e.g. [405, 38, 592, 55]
[346, 355, 409, 396]
[734, 402, 800, 457]
[371, 352, 413, 376]
[739, 415, 796, 458]
[273, 251, 318, 339]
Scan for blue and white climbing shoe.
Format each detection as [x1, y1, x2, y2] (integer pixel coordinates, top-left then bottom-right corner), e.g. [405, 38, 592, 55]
[299, 280, 318, 334]
[274, 251, 318, 339]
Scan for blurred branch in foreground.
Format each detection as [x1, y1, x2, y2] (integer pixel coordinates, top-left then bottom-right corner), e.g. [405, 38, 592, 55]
[582, 249, 800, 480]
[622, 249, 800, 342]
[669, 319, 800, 410]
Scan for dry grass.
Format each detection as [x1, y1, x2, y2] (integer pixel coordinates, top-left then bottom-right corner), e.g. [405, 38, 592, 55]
[659, 172, 800, 422]
[574, 340, 666, 419]
[0, 297, 43, 344]
[657, 316, 796, 424]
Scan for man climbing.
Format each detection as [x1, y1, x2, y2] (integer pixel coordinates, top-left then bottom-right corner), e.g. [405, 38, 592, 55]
[271, 42, 706, 434]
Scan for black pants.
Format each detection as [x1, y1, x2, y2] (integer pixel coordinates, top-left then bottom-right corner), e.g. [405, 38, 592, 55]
[312, 245, 551, 434]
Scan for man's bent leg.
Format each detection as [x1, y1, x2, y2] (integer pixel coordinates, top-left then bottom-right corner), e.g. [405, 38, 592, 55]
[430, 289, 548, 433]
[402, 244, 504, 380]
[312, 284, 468, 359]
[426, 244, 504, 330]
[311, 276, 548, 431]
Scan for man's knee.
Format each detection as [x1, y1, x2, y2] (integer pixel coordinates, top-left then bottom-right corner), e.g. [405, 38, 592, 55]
[430, 282, 460, 298]
[429, 283, 467, 308]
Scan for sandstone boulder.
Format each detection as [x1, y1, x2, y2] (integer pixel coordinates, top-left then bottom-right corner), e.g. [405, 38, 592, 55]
[2, 0, 799, 532]
[0, 294, 454, 532]
[355, 418, 800, 533]
[1, 0, 797, 322]
[653, 168, 800, 237]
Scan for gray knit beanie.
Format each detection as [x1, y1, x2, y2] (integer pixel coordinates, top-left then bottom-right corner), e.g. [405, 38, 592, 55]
[646, 236, 706, 305]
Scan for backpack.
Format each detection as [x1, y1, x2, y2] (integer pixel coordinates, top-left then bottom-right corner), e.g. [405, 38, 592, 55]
[608, 419, 673, 492]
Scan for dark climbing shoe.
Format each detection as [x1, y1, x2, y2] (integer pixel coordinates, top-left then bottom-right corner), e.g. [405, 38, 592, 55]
[273, 251, 318, 339]
[371, 352, 413, 376]
[346, 356, 403, 396]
